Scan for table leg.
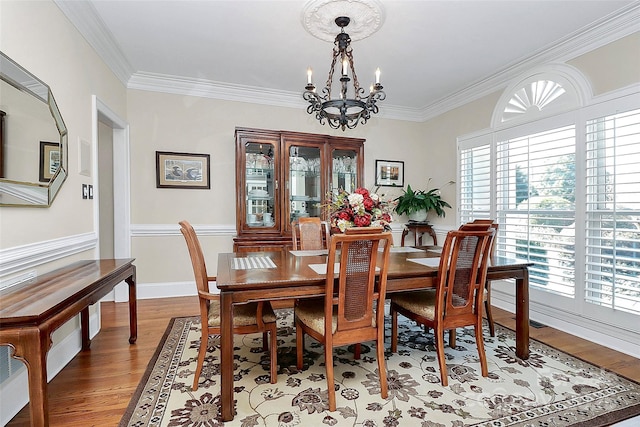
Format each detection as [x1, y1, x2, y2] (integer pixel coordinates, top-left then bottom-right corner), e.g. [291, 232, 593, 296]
[515, 269, 530, 360]
[16, 328, 50, 427]
[426, 227, 437, 246]
[401, 228, 408, 247]
[127, 272, 137, 344]
[81, 307, 91, 350]
[220, 292, 235, 421]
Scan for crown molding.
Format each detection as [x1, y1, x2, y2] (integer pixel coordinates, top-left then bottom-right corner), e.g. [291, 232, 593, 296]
[57, 1, 639, 122]
[127, 72, 307, 109]
[53, 0, 134, 86]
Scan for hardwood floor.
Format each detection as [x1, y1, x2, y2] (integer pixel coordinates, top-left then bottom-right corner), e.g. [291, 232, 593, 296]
[6, 297, 640, 426]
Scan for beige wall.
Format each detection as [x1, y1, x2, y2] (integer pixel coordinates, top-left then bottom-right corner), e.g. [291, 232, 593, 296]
[569, 32, 640, 96]
[126, 90, 426, 284]
[0, 0, 127, 251]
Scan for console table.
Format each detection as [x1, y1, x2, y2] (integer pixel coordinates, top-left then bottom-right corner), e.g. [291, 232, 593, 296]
[0, 259, 136, 427]
[401, 222, 438, 246]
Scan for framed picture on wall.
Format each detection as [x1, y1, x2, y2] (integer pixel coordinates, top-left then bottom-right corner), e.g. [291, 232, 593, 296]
[156, 151, 211, 189]
[375, 159, 404, 187]
[39, 141, 60, 182]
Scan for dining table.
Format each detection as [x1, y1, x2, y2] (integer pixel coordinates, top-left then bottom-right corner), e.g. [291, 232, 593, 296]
[216, 247, 531, 421]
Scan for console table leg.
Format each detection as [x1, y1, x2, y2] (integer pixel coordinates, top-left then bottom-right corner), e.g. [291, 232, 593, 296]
[81, 307, 91, 350]
[21, 328, 50, 427]
[127, 272, 137, 344]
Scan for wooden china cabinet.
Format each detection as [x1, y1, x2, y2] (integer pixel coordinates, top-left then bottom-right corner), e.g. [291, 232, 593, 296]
[234, 127, 364, 252]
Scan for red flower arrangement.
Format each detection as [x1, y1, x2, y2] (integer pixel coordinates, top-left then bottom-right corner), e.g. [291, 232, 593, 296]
[326, 187, 394, 232]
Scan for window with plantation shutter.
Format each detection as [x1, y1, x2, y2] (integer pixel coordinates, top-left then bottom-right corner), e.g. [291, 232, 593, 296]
[584, 108, 640, 315]
[459, 142, 491, 224]
[457, 68, 639, 349]
[495, 125, 576, 296]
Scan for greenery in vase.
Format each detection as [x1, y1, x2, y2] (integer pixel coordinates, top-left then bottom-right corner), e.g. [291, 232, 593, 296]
[394, 180, 454, 218]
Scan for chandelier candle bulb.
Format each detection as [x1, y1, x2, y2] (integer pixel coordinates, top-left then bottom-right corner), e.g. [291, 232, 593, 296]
[375, 68, 381, 84]
[307, 68, 313, 84]
[342, 59, 348, 76]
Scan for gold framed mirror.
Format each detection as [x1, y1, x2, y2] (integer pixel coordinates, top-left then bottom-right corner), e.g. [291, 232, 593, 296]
[0, 51, 68, 207]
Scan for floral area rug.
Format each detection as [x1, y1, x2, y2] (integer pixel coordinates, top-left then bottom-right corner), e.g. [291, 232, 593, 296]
[120, 310, 640, 427]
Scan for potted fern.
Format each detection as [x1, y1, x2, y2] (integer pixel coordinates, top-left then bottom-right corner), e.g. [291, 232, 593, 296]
[394, 180, 453, 222]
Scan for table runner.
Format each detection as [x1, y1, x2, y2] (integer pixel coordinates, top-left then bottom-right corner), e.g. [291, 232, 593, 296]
[232, 256, 276, 270]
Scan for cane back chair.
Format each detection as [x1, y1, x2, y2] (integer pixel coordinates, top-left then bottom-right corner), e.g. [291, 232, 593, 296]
[295, 227, 392, 411]
[179, 220, 278, 390]
[291, 217, 330, 250]
[390, 228, 495, 386]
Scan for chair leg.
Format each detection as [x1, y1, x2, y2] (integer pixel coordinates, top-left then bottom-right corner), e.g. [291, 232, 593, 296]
[353, 343, 361, 359]
[296, 322, 304, 370]
[435, 326, 448, 386]
[269, 325, 277, 384]
[262, 331, 269, 351]
[325, 346, 336, 411]
[485, 282, 495, 336]
[475, 322, 488, 378]
[376, 333, 388, 399]
[449, 329, 456, 348]
[391, 307, 398, 353]
[192, 328, 209, 391]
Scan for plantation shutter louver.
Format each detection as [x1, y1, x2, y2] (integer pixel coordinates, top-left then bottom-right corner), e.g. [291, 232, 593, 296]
[584, 108, 640, 315]
[459, 143, 491, 224]
[496, 125, 576, 296]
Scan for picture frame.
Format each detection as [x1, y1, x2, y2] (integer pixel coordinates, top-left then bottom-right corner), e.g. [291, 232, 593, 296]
[156, 151, 210, 189]
[39, 141, 60, 182]
[375, 159, 404, 187]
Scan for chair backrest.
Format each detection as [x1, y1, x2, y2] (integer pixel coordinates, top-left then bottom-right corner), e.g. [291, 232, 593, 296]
[325, 227, 392, 336]
[291, 217, 330, 250]
[179, 220, 210, 295]
[436, 228, 495, 327]
[466, 219, 499, 265]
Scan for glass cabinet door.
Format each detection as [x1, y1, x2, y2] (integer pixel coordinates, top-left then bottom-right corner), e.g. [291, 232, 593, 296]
[288, 145, 322, 224]
[331, 148, 359, 194]
[245, 142, 275, 228]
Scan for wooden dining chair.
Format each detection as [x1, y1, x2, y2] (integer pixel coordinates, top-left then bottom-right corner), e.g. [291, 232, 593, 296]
[179, 220, 278, 390]
[291, 217, 330, 250]
[468, 219, 499, 336]
[295, 227, 393, 411]
[390, 227, 495, 386]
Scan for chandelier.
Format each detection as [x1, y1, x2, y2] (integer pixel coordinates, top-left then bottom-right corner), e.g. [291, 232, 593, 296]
[303, 16, 385, 131]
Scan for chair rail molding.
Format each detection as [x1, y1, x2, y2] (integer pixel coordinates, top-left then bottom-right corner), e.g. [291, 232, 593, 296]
[130, 223, 236, 237]
[0, 232, 97, 283]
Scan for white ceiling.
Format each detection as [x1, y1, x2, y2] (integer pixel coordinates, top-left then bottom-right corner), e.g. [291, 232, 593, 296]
[56, 0, 638, 121]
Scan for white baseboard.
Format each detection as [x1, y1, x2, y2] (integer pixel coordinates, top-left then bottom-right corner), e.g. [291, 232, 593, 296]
[113, 280, 197, 302]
